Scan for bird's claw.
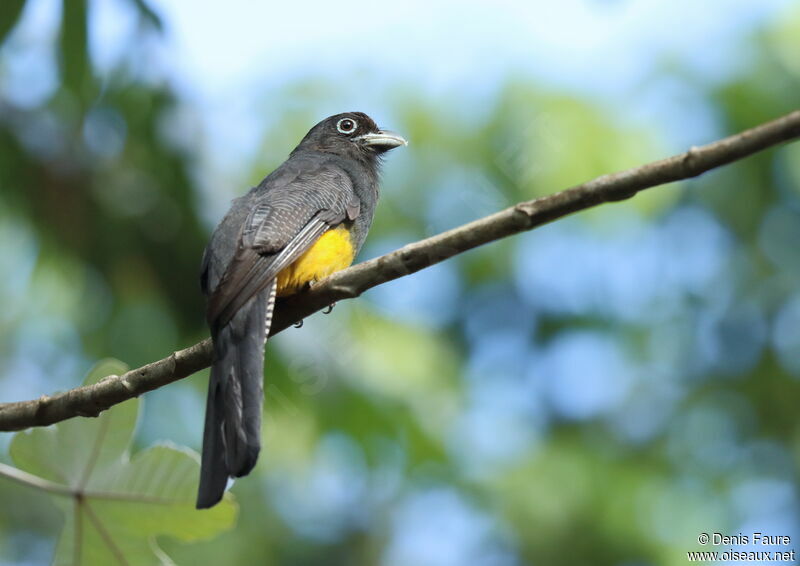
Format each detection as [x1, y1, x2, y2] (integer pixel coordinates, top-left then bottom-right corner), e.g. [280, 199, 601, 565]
[322, 303, 336, 315]
[294, 319, 304, 328]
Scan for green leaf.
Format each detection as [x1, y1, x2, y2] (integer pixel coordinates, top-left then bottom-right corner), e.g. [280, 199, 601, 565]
[5, 359, 237, 565]
[60, 0, 89, 93]
[11, 359, 136, 486]
[0, 0, 26, 46]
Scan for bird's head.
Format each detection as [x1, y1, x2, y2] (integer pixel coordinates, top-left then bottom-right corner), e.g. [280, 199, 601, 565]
[293, 112, 407, 161]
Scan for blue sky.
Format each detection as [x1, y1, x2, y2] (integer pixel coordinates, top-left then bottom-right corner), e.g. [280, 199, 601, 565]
[11, 0, 794, 165]
[147, 0, 787, 97]
[86, 0, 794, 222]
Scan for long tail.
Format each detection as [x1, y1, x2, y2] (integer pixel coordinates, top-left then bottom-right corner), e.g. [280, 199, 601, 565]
[196, 280, 277, 509]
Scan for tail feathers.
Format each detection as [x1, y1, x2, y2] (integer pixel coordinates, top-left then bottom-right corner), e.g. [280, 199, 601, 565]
[196, 363, 229, 509]
[197, 280, 276, 509]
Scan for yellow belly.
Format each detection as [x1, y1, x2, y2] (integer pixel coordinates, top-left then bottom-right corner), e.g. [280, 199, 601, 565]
[276, 226, 355, 297]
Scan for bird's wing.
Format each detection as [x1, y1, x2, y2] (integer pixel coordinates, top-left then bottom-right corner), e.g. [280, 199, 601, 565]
[206, 161, 359, 327]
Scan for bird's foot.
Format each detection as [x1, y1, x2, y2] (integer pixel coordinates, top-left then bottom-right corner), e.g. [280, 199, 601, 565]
[294, 319, 304, 328]
[322, 303, 337, 315]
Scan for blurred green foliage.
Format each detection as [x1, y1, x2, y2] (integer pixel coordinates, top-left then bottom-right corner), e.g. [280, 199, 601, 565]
[0, 1, 799, 565]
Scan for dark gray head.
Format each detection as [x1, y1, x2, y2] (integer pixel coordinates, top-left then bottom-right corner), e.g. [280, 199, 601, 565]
[292, 112, 407, 163]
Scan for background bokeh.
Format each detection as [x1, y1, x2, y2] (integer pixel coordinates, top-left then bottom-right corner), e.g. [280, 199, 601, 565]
[1, 0, 799, 564]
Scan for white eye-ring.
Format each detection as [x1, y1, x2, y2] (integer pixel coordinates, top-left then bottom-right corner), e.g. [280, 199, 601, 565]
[337, 118, 358, 134]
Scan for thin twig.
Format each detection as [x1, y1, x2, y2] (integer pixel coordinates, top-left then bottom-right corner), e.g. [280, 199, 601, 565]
[0, 109, 798, 432]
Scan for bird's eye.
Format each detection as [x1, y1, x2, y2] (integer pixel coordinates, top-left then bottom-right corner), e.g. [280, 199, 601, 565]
[337, 118, 357, 135]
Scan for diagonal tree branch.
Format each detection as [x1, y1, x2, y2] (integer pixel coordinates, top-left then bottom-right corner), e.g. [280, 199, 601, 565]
[1, 110, 799, 432]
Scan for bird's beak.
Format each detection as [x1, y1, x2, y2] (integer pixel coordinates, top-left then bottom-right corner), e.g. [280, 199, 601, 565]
[355, 130, 408, 149]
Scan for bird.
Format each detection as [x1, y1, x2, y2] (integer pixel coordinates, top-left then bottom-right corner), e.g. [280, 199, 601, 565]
[196, 112, 407, 509]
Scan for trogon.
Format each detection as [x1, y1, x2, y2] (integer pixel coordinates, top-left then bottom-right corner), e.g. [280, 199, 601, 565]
[196, 112, 406, 508]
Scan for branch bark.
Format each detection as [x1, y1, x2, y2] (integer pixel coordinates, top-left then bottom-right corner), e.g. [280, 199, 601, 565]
[2, 110, 799, 432]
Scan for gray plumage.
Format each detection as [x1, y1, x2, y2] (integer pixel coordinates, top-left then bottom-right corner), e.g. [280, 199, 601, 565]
[196, 112, 406, 509]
